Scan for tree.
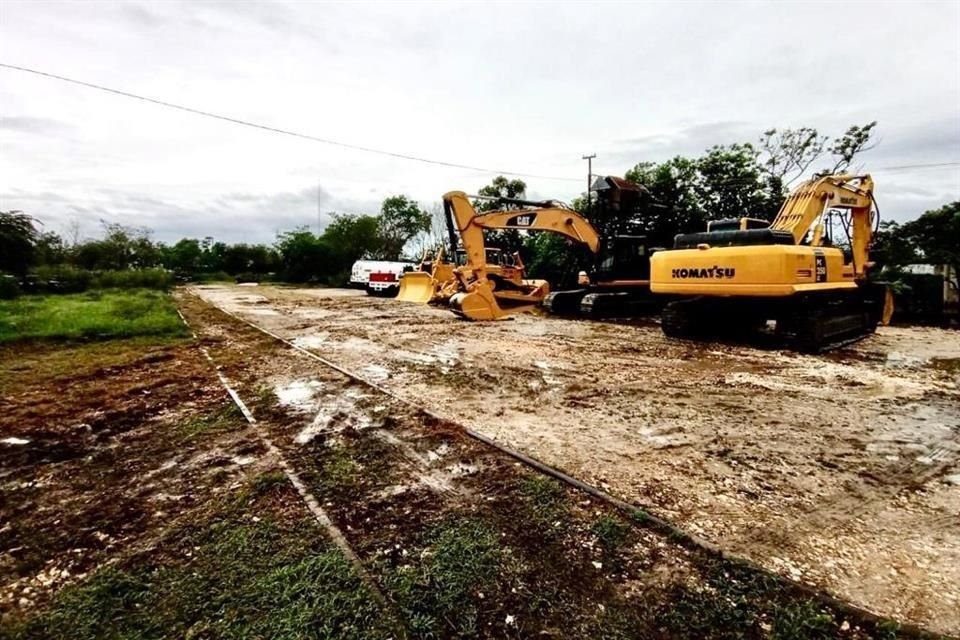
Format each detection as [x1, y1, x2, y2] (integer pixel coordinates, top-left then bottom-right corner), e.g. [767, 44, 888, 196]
[324, 214, 381, 265]
[275, 229, 332, 283]
[625, 157, 704, 246]
[74, 222, 161, 270]
[900, 201, 960, 289]
[163, 238, 204, 275]
[871, 220, 920, 273]
[474, 176, 527, 212]
[0, 210, 38, 275]
[377, 195, 430, 260]
[759, 126, 826, 185]
[827, 121, 878, 174]
[623, 122, 879, 247]
[473, 176, 529, 252]
[33, 231, 66, 266]
[696, 143, 782, 222]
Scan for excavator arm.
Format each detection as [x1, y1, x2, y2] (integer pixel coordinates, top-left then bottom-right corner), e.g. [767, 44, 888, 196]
[770, 174, 875, 279]
[443, 190, 600, 282]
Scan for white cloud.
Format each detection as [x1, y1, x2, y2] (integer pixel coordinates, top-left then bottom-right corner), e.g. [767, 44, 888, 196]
[0, 0, 957, 242]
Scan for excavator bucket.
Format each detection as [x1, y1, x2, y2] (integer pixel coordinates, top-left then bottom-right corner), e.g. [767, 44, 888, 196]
[449, 284, 508, 321]
[396, 271, 436, 303]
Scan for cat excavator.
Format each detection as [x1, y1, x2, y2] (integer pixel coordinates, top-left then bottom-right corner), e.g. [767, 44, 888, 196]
[398, 190, 601, 320]
[650, 173, 894, 352]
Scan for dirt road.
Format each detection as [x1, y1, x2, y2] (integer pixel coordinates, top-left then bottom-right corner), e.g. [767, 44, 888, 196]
[190, 283, 960, 635]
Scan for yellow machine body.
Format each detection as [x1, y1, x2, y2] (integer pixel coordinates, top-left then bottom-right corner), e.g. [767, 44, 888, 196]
[651, 244, 858, 297]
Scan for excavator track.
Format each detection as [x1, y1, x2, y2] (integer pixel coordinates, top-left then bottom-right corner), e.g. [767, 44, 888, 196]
[543, 289, 588, 315]
[545, 288, 657, 318]
[661, 285, 886, 353]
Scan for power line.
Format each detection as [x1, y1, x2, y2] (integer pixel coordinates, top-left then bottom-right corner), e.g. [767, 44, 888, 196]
[0, 62, 581, 183]
[3, 63, 957, 185]
[873, 161, 960, 172]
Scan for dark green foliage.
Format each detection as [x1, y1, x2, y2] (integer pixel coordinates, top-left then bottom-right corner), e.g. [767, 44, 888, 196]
[618, 122, 880, 248]
[0, 210, 39, 275]
[772, 601, 837, 639]
[378, 195, 430, 260]
[0, 274, 22, 300]
[900, 201, 960, 288]
[275, 228, 335, 283]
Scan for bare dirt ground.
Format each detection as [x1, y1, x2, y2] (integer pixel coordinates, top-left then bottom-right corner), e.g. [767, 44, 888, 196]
[190, 283, 960, 636]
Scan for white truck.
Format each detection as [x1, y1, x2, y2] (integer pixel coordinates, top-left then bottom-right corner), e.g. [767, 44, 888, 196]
[349, 260, 415, 296]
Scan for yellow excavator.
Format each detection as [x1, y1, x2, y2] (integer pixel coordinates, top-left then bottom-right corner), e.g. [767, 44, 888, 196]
[397, 246, 525, 305]
[650, 173, 893, 352]
[398, 190, 601, 320]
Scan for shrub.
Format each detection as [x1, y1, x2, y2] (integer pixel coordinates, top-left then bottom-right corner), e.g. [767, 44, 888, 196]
[0, 274, 21, 300]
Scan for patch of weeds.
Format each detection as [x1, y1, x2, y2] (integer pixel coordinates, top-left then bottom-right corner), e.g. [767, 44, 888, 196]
[873, 620, 901, 640]
[11, 511, 390, 640]
[519, 475, 569, 536]
[771, 600, 837, 639]
[250, 470, 289, 497]
[384, 518, 503, 638]
[591, 514, 630, 555]
[174, 402, 243, 441]
[657, 560, 779, 636]
[317, 444, 361, 493]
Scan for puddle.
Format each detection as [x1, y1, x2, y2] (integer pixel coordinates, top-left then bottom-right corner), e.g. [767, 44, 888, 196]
[274, 380, 324, 411]
[294, 394, 373, 444]
[292, 334, 329, 349]
[427, 443, 450, 462]
[362, 364, 390, 382]
[245, 308, 280, 316]
[886, 351, 930, 369]
[1, 437, 30, 446]
[534, 360, 563, 387]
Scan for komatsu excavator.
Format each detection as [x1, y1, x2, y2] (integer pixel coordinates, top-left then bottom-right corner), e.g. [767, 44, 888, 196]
[404, 190, 601, 320]
[650, 173, 893, 352]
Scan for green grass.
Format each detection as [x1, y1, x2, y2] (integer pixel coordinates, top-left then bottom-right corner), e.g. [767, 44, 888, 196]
[384, 518, 504, 637]
[0, 289, 187, 343]
[175, 404, 244, 441]
[519, 475, 569, 538]
[9, 474, 391, 640]
[590, 514, 631, 555]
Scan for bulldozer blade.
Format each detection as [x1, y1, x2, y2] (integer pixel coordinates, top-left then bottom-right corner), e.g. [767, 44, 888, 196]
[396, 272, 436, 303]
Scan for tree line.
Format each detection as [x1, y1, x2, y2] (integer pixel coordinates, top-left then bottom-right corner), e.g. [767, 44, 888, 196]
[0, 194, 431, 296]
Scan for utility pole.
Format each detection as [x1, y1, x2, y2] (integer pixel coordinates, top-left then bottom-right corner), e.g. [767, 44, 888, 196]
[582, 153, 596, 214]
[318, 180, 323, 235]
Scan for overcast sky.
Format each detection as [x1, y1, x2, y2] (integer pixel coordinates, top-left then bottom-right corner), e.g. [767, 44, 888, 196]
[1, 0, 958, 244]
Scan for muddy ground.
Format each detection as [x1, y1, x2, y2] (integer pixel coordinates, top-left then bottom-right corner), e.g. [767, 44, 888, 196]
[189, 283, 960, 636]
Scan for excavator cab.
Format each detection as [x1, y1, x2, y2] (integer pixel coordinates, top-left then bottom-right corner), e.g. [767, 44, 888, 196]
[594, 235, 651, 281]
